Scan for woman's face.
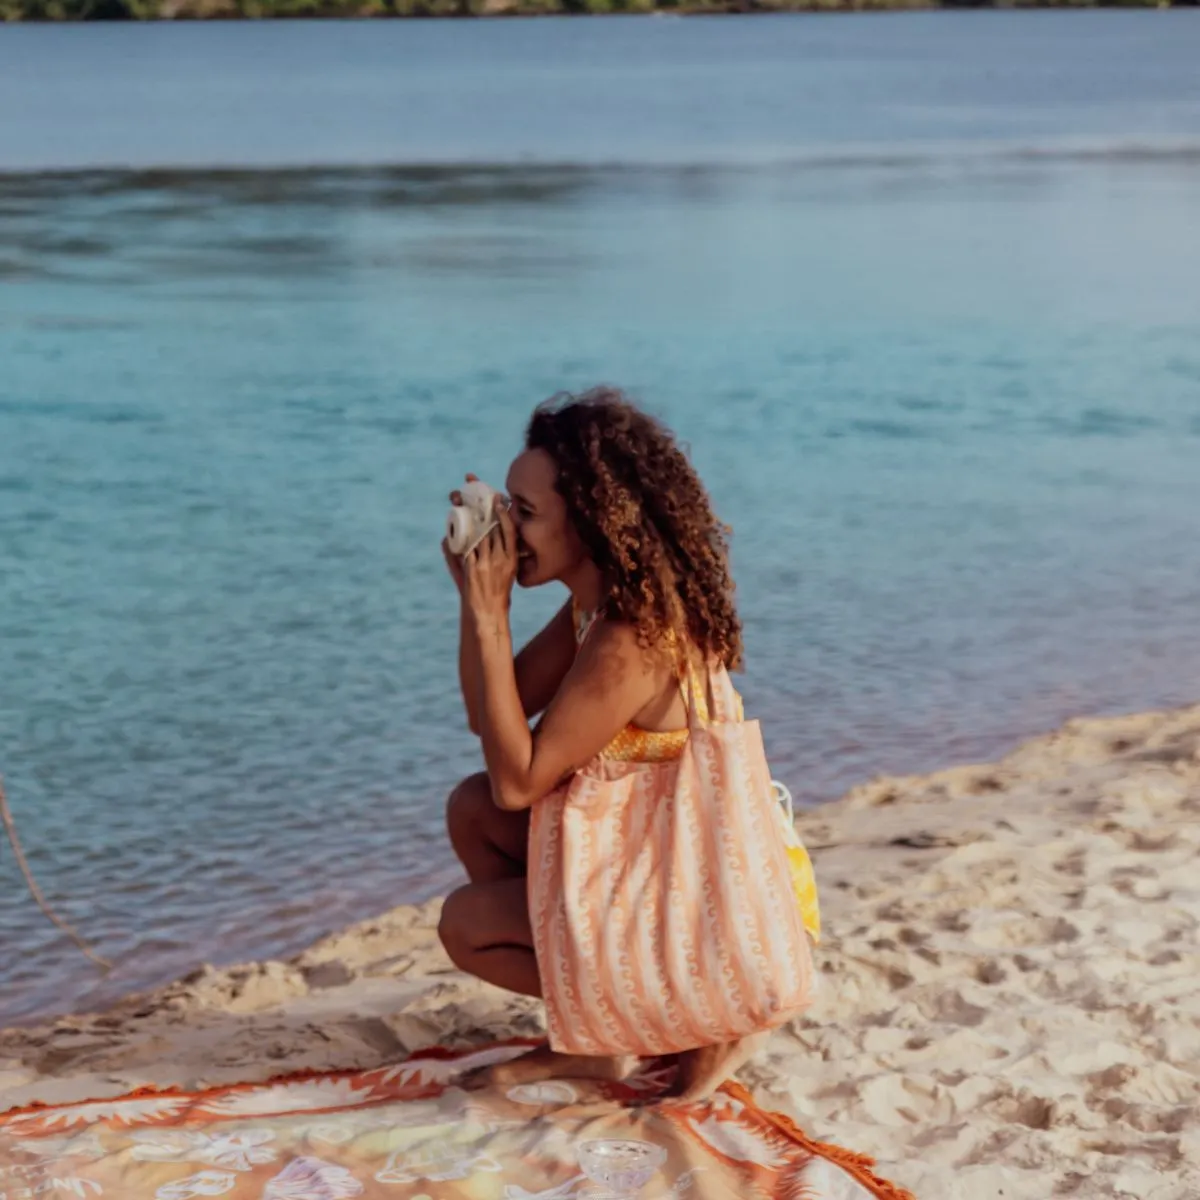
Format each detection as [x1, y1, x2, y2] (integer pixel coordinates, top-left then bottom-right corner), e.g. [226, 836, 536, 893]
[505, 448, 587, 589]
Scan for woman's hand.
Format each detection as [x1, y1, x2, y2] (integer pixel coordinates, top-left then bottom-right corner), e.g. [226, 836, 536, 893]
[463, 495, 519, 622]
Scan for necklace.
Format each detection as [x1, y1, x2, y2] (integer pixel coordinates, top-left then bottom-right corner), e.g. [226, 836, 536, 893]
[574, 601, 600, 644]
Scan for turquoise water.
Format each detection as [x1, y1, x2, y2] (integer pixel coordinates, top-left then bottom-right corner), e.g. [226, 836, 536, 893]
[2, 13, 1200, 1024]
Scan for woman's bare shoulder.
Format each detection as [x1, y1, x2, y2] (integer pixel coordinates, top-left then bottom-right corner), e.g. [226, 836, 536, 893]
[575, 614, 678, 686]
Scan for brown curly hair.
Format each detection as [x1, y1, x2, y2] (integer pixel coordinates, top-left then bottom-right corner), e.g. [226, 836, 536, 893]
[526, 387, 743, 671]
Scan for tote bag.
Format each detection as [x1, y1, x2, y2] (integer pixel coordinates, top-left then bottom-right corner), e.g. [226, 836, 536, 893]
[528, 662, 814, 1057]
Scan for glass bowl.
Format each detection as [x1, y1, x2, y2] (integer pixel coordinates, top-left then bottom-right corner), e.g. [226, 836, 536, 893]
[577, 1139, 667, 1196]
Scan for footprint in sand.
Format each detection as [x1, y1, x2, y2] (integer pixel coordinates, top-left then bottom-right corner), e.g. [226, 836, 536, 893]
[1007, 1094, 1057, 1131]
[1053, 849, 1088, 877]
[969, 915, 1080, 951]
[935, 912, 972, 934]
[916, 986, 990, 1028]
[1126, 830, 1181, 852]
[973, 960, 1007, 985]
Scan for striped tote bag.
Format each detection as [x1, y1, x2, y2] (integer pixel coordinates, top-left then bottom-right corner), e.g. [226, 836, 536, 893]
[528, 662, 814, 1057]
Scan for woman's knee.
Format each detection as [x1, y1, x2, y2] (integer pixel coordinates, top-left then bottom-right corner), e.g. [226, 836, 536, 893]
[446, 771, 529, 881]
[437, 883, 476, 965]
[438, 879, 531, 970]
[446, 772, 491, 848]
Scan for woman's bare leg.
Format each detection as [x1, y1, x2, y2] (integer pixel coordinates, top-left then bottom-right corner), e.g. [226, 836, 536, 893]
[437, 876, 637, 1086]
[438, 877, 541, 997]
[446, 772, 530, 884]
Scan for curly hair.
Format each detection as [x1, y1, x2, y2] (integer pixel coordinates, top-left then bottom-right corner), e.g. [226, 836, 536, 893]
[525, 387, 743, 671]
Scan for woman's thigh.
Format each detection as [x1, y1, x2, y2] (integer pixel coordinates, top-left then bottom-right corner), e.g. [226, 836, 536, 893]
[447, 771, 530, 878]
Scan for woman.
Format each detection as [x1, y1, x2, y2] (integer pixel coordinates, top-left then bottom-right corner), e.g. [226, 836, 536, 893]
[438, 387, 819, 1099]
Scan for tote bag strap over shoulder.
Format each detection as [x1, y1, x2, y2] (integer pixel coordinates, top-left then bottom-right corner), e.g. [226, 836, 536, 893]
[681, 655, 741, 727]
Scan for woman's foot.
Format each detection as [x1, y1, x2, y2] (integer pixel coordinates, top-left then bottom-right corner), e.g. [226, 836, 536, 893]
[673, 1031, 771, 1102]
[465, 1044, 640, 1090]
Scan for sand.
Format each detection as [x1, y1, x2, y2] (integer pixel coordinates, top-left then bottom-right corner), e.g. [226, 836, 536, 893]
[3, 702, 1199, 1199]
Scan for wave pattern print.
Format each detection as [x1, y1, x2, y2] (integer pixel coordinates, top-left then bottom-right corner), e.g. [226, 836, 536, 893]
[579, 772, 635, 1054]
[723, 716, 808, 1025]
[528, 664, 814, 1057]
[681, 748, 737, 1046]
[616, 772, 665, 1050]
[661, 781, 719, 1047]
[699, 730, 758, 1028]
[687, 741, 755, 1034]
[528, 796, 577, 1055]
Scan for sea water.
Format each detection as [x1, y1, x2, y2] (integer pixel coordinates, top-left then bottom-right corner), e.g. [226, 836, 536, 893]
[1, 12, 1199, 1023]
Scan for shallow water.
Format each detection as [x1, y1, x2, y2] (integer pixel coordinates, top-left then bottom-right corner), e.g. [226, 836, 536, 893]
[1, 13, 1200, 1025]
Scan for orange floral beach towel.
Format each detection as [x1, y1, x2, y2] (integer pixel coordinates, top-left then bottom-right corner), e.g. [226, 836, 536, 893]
[0, 1041, 915, 1200]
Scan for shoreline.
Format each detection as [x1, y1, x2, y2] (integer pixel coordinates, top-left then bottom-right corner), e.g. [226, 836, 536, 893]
[3, 699, 1199, 1197]
[3, 692, 1198, 1031]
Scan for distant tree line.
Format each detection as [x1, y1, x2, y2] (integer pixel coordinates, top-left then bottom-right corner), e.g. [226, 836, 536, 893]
[0, 0, 1191, 19]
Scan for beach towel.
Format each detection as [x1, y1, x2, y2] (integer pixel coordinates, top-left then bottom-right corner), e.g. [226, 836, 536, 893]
[0, 1040, 914, 1200]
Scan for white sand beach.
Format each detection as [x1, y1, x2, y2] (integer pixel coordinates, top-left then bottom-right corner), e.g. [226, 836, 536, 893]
[3, 702, 1199, 1200]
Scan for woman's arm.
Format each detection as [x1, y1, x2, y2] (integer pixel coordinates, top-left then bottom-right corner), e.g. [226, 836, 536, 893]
[462, 504, 664, 811]
[511, 602, 578, 725]
[448, 547, 576, 736]
[472, 614, 664, 811]
[456, 597, 481, 734]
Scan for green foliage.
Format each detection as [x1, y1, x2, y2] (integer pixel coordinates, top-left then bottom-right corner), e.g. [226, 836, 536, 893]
[1, 0, 163, 15]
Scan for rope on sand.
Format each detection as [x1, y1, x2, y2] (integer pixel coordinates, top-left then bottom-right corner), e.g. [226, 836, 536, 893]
[0, 775, 112, 972]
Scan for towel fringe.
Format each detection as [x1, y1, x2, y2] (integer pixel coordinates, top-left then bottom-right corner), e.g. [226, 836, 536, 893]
[723, 1080, 918, 1200]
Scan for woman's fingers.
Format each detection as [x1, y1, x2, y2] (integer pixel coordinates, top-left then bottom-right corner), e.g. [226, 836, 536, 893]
[461, 543, 479, 599]
[442, 539, 465, 590]
[450, 474, 478, 505]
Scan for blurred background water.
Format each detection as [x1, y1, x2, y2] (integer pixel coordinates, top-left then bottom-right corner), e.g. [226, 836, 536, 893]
[2, 12, 1199, 1024]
